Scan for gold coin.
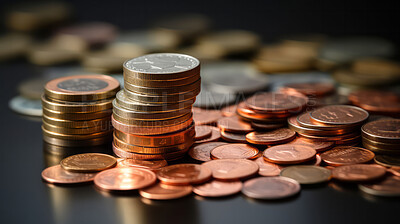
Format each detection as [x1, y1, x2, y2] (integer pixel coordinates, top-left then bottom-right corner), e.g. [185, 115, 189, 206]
[42, 134, 112, 147]
[60, 153, 117, 172]
[280, 165, 331, 184]
[42, 126, 113, 140]
[41, 94, 113, 113]
[42, 115, 111, 128]
[42, 120, 112, 135]
[43, 107, 112, 121]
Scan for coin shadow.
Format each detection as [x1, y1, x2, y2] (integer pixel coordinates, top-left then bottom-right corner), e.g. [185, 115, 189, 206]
[242, 191, 301, 204]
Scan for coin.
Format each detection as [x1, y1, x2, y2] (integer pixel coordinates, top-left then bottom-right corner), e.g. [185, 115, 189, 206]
[194, 127, 221, 144]
[246, 128, 296, 145]
[42, 126, 113, 140]
[220, 131, 247, 143]
[310, 105, 369, 125]
[56, 22, 117, 46]
[388, 167, 400, 177]
[280, 82, 334, 97]
[193, 180, 242, 197]
[210, 143, 259, 160]
[195, 125, 213, 140]
[113, 111, 192, 126]
[188, 142, 228, 162]
[123, 87, 199, 103]
[139, 183, 192, 200]
[374, 155, 400, 167]
[193, 85, 237, 108]
[332, 164, 386, 182]
[113, 143, 189, 161]
[45, 74, 120, 101]
[245, 92, 308, 113]
[193, 107, 222, 125]
[118, 159, 168, 171]
[251, 122, 285, 130]
[41, 165, 97, 184]
[17, 77, 47, 100]
[296, 112, 358, 131]
[157, 164, 212, 185]
[289, 137, 334, 152]
[263, 144, 316, 165]
[9, 96, 42, 116]
[361, 119, 400, 144]
[242, 176, 301, 200]
[60, 153, 117, 172]
[254, 157, 282, 177]
[202, 159, 258, 180]
[41, 95, 113, 113]
[0, 33, 32, 61]
[320, 146, 375, 166]
[42, 115, 111, 129]
[280, 165, 332, 184]
[125, 78, 201, 96]
[217, 116, 253, 133]
[359, 175, 400, 197]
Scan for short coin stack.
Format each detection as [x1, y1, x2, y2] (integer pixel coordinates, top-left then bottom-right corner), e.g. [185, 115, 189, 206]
[288, 105, 369, 146]
[42, 75, 120, 147]
[361, 119, 400, 155]
[112, 53, 201, 161]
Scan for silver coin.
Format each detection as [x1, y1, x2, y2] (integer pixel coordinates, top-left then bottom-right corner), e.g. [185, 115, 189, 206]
[193, 82, 237, 108]
[9, 95, 42, 116]
[124, 53, 199, 74]
[201, 61, 269, 94]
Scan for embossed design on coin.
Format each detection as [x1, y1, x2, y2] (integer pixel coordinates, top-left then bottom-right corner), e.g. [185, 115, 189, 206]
[210, 143, 259, 159]
[320, 146, 375, 166]
[193, 180, 243, 197]
[139, 183, 192, 200]
[157, 164, 212, 185]
[280, 165, 332, 184]
[57, 78, 108, 91]
[246, 128, 296, 145]
[242, 176, 301, 200]
[263, 144, 316, 164]
[332, 164, 386, 182]
[310, 105, 369, 125]
[41, 165, 97, 184]
[202, 159, 259, 180]
[362, 119, 400, 142]
[61, 153, 117, 172]
[188, 142, 228, 162]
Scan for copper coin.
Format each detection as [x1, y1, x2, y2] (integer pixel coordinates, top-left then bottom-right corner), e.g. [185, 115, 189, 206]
[357, 100, 400, 114]
[157, 164, 212, 185]
[310, 105, 369, 125]
[361, 119, 400, 143]
[332, 164, 386, 182]
[297, 131, 360, 142]
[41, 165, 97, 184]
[280, 82, 335, 97]
[194, 126, 221, 144]
[388, 167, 400, 177]
[246, 128, 296, 145]
[297, 112, 358, 131]
[263, 144, 316, 165]
[349, 90, 399, 105]
[320, 146, 375, 166]
[188, 142, 228, 162]
[245, 92, 308, 113]
[280, 165, 332, 184]
[94, 167, 157, 191]
[193, 180, 243, 197]
[119, 159, 168, 171]
[374, 155, 400, 167]
[237, 102, 290, 120]
[242, 176, 301, 200]
[60, 153, 117, 172]
[193, 107, 222, 125]
[254, 157, 282, 176]
[210, 143, 259, 160]
[359, 175, 400, 197]
[139, 183, 193, 200]
[221, 104, 238, 117]
[288, 116, 357, 136]
[202, 159, 259, 180]
[217, 116, 253, 133]
[194, 125, 213, 140]
[112, 142, 189, 161]
[220, 131, 247, 143]
[289, 137, 334, 152]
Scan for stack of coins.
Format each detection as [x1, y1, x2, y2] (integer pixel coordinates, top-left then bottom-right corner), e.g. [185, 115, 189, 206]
[348, 90, 400, 118]
[288, 105, 369, 146]
[361, 119, 400, 155]
[42, 75, 120, 147]
[112, 53, 200, 161]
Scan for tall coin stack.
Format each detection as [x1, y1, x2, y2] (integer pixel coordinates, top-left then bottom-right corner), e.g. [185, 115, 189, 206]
[42, 75, 120, 149]
[112, 53, 201, 161]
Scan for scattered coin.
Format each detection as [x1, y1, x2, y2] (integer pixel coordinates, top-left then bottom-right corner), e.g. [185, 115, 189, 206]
[202, 159, 259, 180]
[263, 144, 316, 165]
[194, 126, 221, 144]
[289, 137, 334, 152]
[332, 164, 386, 182]
[320, 146, 375, 166]
[246, 128, 296, 145]
[280, 165, 332, 184]
[193, 107, 222, 125]
[188, 142, 228, 162]
[9, 96, 42, 116]
[359, 175, 400, 197]
[210, 143, 259, 160]
[41, 165, 97, 184]
[139, 183, 193, 200]
[220, 131, 247, 143]
[194, 125, 213, 140]
[118, 159, 167, 171]
[61, 153, 117, 172]
[193, 180, 243, 197]
[217, 116, 254, 133]
[157, 164, 212, 185]
[310, 105, 369, 125]
[280, 82, 335, 97]
[242, 176, 301, 200]
[254, 157, 282, 177]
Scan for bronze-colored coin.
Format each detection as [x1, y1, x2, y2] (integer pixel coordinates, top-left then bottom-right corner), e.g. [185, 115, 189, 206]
[280, 165, 332, 184]
[297, 131, 360, 142]
[44, 74, 120, 102]
[220, 131, 247, 143]
[245, 92, 308, 113]
[42, 121, 112, 135]
[193, 180, 243, 197]
[251, 122, 285, 130]
[118, 159, 167, 171]
[94, 167, 157, 191]
[124, 72, 200, 87]
[41, 165, 97, 184]
[242, 176, 301, 200]
[289, 137, 334, 152]
[237, 102, 290, 120]
[320, 146, 375, 166]
[202, 159, 259, 180]
[357, 100, 400, 114]
[254, 157, 282, 177]
[246, 128, 296, 145]
[113, 111, 192, 126]
[18, 77, 46, 100]
[0, 33, 32, 61]
[332, 164, 386, 182]
[263, 144, 316, 165]
[42, 115, 111, 129]
[359, 175, 400, 197]
[188, 142, 228, 162]
[210, 143, 259, 160]
[361, 137, 399, 150]
[314, 94, 350, 107]
[123, 86, 200, 103]
[288, 116, 357, 136]
[157, 164, 212, 185]
[217, 116, 253, 133]
[310, 105, 369, 125]
[221, 104, 238, 117]
[42, 126, 113, 140]
[60, 153, 116, 172]
[374, 155, 400, 167]
[297, 112, 358, 131]
[195, 127, 221, 144]
[388, 167, 400, 177]
[113, 143, 189, 161]
[280, 82, 335, 97]
[193, 107, 222, 125]
[41, 95, 113, 113]
[43, 107, 112, 121]
[114, 123, 194, 147]
[349, 90, 399, 105]
[124, 78, 201, 95]
[139, 183, 192, 200]
[195, 125, 213, 140]
[361, 119, 400, 144]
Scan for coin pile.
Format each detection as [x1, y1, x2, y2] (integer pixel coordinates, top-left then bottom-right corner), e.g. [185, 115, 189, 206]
[288, 105, 369, 146]
[361, 119, 400, 155]
[42, 74, 120, 147]
[112, 53, 200, 161]
[348, 90, 400, 117]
